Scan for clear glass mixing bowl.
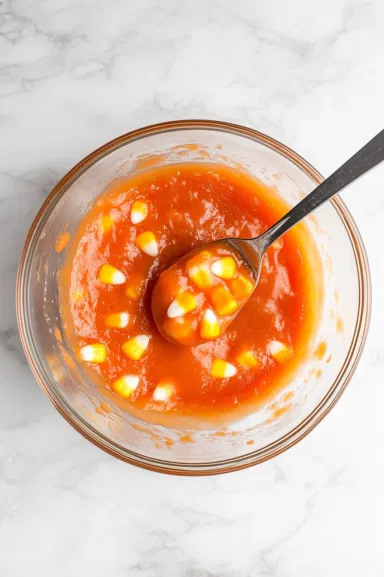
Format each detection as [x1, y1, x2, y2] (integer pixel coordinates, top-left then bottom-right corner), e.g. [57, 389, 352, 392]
[17, 120, 371, 475]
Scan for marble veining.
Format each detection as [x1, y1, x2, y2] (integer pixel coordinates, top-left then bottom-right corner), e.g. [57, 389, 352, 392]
[1, 0, 383, 575]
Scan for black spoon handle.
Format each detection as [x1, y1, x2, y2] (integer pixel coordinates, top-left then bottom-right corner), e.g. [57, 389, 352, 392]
[256, 128, 384, 251]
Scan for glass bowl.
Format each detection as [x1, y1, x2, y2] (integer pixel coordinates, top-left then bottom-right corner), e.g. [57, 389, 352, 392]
[16, 120, 371, 475]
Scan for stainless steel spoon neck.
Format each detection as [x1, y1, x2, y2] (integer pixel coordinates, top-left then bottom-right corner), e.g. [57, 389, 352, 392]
[251, 127, 384, 253]
[227, 238, 264, 283]
[231, 128, 384, 281]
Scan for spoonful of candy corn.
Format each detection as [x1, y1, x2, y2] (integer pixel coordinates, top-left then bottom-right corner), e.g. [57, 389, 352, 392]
[152, 129, 384, 346]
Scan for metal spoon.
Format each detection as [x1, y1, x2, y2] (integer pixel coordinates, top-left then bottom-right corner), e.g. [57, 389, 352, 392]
[152, 129, 384, 346]
[229, 128, 384, 283]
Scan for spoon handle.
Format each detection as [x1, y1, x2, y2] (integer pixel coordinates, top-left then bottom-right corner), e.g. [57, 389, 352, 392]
[256, 128, 384, 250]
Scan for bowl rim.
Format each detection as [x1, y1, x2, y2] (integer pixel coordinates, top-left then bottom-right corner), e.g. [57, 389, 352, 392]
[16, 119, 372, 475]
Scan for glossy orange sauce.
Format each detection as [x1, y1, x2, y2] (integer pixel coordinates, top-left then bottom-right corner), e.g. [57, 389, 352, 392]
[60, 163, 322, 426]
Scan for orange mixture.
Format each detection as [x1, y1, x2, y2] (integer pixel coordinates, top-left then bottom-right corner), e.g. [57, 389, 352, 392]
[151, 242, 256, 347]
[60, 163, 322, 425]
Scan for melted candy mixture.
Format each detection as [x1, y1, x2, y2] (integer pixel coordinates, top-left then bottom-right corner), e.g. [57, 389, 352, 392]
[60, 163, 321, 424]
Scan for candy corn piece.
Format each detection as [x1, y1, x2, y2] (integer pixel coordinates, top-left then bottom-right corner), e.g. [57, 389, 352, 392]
[100, 212, 114, 234]
[130, 200, 149, 224]
[211, 359, 237, 378]
[98, 264, 126, 285]
[186, 253, 212, 288]
[153, 381, 175, 402]
[135, 231, 158, 257]
[80, 343, 107, 363]
[211, 256, 237, 279]
[236, 349, 259, 368]
[122, 335, 150, 360]
[112, 375, 139, 398]
[105, 312, 129, 329]
[125, 275, 144, 301]
[200, 308, 220, 339]
[268, 340, 293, 363]
[228, 274, 254, 300]
[210, 285, 238, 316]
[167, 292, 198, 318]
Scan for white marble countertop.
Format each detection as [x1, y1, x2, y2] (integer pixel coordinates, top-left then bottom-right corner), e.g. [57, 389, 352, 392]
[1, 0, 383, 575]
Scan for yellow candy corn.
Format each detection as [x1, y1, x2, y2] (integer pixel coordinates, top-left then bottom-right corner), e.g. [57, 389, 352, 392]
[153, 381, 175, 402]
[122, 335, 150, 360]
[98, 264, 126, 285]
[186, 253, 213, 288]
[268, 340, 293, 363]
[105, 312, 130, 329]
[236, 349, 259, 368]
[211, 359, 237, 378]
[80, 343, 107, 363]
[100, 212, 114, 234]
[112, 375, 139, 398]
[200, 308, 220, 339]
[210, 286, 238, 316]
[228, 274, 254, 300]
[211, 256, 237, 279]
[167, 292, 198, 318]
[135, 231, 158, 257]
[130, 200, 149, 224]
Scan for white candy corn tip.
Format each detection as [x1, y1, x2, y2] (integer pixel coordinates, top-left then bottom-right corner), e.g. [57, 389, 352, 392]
[203, 308, 218, 325]
[143, 240, 158, 257]
[167, 300, 185, 318]
[112, 375, 140, 398]
[211, 257, 237, 279]
[153, 382, 175, 402]
[200, 308, 220, 339]
[120, 375, 139, 390]
[123, 335, 150, 360]
[135, 231, 158, 257]
[135, 335, 150, 349]
[211, 359, 237, 378]
[98, 264, 126, 285]
[105, 312, 130, 329]
[80, 346, 97, 362]
[130, 200, 149, 224]
[80, 343, 107, 363]
[223, 363, 237, 378]
[268, 340, 292, 363]
[167, 293, 198, 319]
